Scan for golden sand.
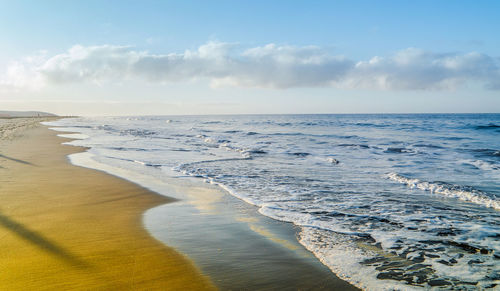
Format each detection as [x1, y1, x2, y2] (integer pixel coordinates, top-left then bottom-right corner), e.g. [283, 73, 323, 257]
[0, 120, 215, 290]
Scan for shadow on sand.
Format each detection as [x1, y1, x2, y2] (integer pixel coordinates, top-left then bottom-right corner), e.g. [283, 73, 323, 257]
[0, 154, 36, 166]
[0, 213, 90, 269]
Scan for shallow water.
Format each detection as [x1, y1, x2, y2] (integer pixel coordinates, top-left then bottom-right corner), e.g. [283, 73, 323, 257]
[46, 114, 500, 290]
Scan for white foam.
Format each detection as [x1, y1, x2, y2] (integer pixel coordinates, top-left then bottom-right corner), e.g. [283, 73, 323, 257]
[462, 159, 500, 178]
[387, 172, 500, 210]
[209, 180, 262, 207]
[43, 115, 500, 290]
[57, 133, 89, 139]
[298, 227, 419, 291]
[67, 151, 185, 200]
[327, 157, 340, 164]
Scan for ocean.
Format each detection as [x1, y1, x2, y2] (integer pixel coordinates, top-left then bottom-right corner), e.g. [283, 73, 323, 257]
[45, 114, 500, 290]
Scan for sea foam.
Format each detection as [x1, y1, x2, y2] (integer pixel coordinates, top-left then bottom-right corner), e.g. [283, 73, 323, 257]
[43, 114, 500, 290]
[386, 172, 500, 210]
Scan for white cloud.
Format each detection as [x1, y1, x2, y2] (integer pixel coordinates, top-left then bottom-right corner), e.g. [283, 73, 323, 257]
[41, 45, 142, 84]
[0, 52, 47, 91]
[1, 42, 499, 91]
[346, 48, 500, 90]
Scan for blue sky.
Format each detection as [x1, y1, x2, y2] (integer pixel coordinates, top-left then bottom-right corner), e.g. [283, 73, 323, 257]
[0, 0, 499, 115]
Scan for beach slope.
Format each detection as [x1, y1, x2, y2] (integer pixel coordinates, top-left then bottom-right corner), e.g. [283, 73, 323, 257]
[0, 119, 214, 290]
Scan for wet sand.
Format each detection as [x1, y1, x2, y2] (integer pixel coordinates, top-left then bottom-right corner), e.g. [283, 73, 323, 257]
[0, 119, 215, 289]
[145, 178, 359, 290]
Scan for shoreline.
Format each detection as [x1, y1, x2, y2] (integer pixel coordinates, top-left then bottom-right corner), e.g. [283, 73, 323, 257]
[0, 119, 215, 289]
[144, 177, 359, 290]
[50, 119, 359, 290]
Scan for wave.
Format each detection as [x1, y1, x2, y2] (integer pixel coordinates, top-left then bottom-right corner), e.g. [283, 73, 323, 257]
[45, 114, 500, 291]
[287, 152, 311, 157]
[133, 160, 162, 167]
[67, 125, 93, 128]
[119, 128, 157, 137]
[337, 143, 370, 149]
[107, 146, 155, 152]
[354, 122, 390, 128]
[386, 173, 499, 210]
[247, 149, 267, 154]
[173, 157, 252, 176]
[103, 156, 163, 168]
[202, 121, 223, 124]
[461, 160, 500, 179]
[471, 148, 500, 158]
[384, 147, 413, 154]
[474, 124, 500, 130]
[413, 144, 444, 149]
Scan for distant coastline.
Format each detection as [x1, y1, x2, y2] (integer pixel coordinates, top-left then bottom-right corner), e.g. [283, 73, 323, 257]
[0, 110, 57, 118]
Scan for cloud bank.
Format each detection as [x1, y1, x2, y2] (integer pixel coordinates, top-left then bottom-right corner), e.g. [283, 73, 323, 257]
[2, 42, 499, 91]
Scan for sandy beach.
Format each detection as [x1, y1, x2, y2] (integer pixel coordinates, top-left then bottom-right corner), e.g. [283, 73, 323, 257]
[1, 2, 498, 289]
[0, 118, 215, 290]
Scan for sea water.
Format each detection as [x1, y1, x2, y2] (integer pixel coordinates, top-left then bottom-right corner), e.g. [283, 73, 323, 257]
[45, 114, 500, 290]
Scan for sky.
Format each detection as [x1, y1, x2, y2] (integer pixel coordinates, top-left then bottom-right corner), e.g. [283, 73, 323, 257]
[0, 0, 499, 115]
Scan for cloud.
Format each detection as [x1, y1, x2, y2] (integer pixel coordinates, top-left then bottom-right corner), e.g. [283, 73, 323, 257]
[346, 48, 500, 90]
[214, 44, 353, 88]
[1, 42, 499, 91]
[0, 52, 47, 91]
